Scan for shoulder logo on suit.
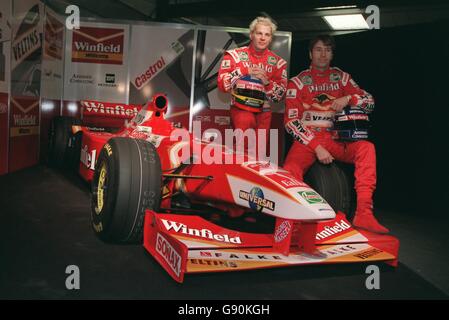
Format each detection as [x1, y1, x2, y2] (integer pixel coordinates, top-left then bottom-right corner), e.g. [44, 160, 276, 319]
[330, 72, 341, 82]
[221, 60, 231, 69]
[238, 51, 249, 61]
[286, 88, 297, 98]
[268, 56, 277, 65]
[301, 75, 313, 85]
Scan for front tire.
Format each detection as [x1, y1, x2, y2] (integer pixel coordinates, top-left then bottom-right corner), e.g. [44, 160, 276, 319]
[304, 162, 355, 219]
[91, 138, 162, 243]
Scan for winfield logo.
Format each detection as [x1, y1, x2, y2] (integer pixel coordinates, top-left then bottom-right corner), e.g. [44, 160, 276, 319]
[72, 27, 124, 65]
[80, 145, 96, 170]
[160, 219, 242, 244]
[156, 233, 181, 277]
[13, 115, 36, 126]
[315, 219, 351, 241]
[81, 101, 139, 118]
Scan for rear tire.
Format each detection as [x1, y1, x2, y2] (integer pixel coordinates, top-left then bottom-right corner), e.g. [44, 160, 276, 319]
[91, 137, 162, 244]
[304, 162, 355, 220]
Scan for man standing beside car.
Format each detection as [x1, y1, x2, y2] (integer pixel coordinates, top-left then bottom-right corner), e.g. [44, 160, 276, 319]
[218, 16, 287, 156]
[283, 35, 389, 234]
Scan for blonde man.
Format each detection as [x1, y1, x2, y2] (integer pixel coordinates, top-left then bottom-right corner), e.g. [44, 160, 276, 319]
[218, 17, 287, 153]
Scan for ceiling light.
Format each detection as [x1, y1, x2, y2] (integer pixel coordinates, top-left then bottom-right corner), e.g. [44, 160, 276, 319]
[323, 14, 369, 30]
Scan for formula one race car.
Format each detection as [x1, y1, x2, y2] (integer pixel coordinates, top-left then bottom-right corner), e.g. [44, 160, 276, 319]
[48, 94, 399, 283]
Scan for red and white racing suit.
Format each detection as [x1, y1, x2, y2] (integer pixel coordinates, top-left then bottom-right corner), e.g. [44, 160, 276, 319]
[218, 45, 287, 152]
[283, 66, 387, 233]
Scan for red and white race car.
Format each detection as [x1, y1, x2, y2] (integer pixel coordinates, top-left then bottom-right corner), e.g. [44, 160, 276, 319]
[48, 94, 399, 283]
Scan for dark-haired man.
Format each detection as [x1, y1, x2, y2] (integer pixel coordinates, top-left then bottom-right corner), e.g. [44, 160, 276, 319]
[283, 35, 388, 234]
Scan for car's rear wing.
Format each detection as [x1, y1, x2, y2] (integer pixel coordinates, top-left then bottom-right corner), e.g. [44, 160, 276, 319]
[80, 100, 143, 128]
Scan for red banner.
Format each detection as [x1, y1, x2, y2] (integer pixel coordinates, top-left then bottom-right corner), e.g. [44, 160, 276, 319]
[9, 96, 40, 172]
[0, 92, 8, 175]
[72, 27, 124, 65]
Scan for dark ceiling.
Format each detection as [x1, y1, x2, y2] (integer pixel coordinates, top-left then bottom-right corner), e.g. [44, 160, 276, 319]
[44, 0, 449, 39]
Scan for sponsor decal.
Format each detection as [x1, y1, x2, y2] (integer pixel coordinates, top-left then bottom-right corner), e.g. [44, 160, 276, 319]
[82, 101, 139, 118]
[301, 75, 313, 85]
[104, 143, 112, 156]
[97, 73, 117, 88]
[80, 145, 97, 170]
[267, 56, 277, 65]
[13, 114, 36, 126]
[214, 116, 230, 126]
[288, 108, 298, 119]
[309, 83, 340, 93]
[160, 219, 242, 244]
[329, 72, 341, 82]
[44, 13, 64, 60]
[239, 187, 275, 212]
[205, 251, 283, 261]
[350, 79, 359, 88]
[323, 244, 358, 256]
[0, 103, 7, 114]
[315, 219, 351, 240]
[11, 5, 41, 69]
[189, 259, 238, 268]
[134, 40, 184, 89]
[298, 190, 326, 204]
[279, 178, 307, 188]
[354, 248, 383, 259]
[238, 51, 249, 61]
[242, 61, 272, 73]
[274, 221, 292, 243]
[221, 59, 231, 69]
[72, 27, 124, 65]
[286, 88, 297, 99]
[70, 73, 94, 84]
[282, 69, 287, 79]
[156, 233, 181, 277]
[195, 115, 211, 122]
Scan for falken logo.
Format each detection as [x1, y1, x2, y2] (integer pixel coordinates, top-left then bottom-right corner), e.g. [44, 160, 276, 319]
[160, 219, 242, 244]
[239, 187, 275, 211]
[156, 233, 181, 277]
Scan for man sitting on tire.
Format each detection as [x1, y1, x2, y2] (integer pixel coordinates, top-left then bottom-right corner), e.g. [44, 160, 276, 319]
[283, 35, 389, 234]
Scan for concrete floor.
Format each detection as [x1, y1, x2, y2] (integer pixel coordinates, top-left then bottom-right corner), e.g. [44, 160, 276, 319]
[0, 165, 448, 299]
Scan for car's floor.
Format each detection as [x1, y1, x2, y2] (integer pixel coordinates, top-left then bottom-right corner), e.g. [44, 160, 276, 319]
[0, 165, 448, 299]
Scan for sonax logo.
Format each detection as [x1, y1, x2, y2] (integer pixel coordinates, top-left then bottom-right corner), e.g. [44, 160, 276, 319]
[156, 233, 181, 277]
[72, 27, 124, 65]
